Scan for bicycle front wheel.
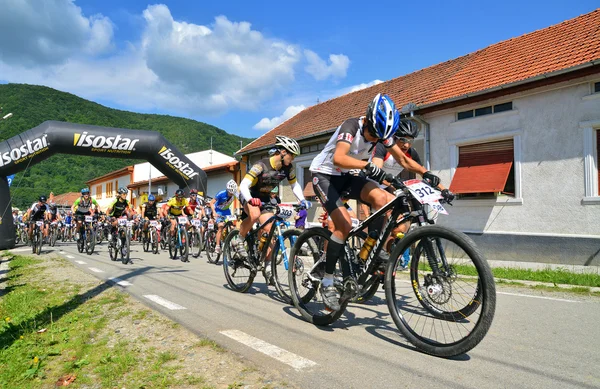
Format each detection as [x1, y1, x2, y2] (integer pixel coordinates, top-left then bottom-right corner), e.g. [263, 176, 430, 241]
[271, 228, 302, 305]
[288, 227, 348, 326]
[190, 230, 202, 258]
[384, 225, 496, 357]
[222, 229, 256, 293]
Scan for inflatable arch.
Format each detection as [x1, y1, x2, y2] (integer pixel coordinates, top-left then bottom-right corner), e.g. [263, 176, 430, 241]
[0, 121, 207, 249]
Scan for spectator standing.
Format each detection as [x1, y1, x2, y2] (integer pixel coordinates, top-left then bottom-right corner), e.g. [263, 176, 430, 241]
[295, 205, 307, 230]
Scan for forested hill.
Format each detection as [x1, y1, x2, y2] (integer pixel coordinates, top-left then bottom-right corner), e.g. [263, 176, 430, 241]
[0, 84, 254, 209]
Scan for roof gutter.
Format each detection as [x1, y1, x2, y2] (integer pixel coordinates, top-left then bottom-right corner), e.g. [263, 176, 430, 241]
[417, 59, 600, 111]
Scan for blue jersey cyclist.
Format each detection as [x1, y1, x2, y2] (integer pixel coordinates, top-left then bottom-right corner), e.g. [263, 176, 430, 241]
[209, 179, 238, 254]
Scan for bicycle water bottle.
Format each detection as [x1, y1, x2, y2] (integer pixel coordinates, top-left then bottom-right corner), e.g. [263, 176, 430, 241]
[396, 232, 410, 268]
[257, 232, 269, 252]
[358, 231, 378, 262]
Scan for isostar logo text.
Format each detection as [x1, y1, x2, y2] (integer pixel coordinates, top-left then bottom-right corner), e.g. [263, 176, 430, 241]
[158, 146, 199, 179]
[0, 134, 49, 167]
[73, 132, 139, 154]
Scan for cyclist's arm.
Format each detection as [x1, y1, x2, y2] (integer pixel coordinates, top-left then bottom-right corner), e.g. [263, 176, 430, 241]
[91, 198, 99, 212]
[209, 198, 218, 215]
[371, 142, 386, 169]
[333, 141, 370, 170]
[106, 198, 117, 215]
[71, 198, 80, 214]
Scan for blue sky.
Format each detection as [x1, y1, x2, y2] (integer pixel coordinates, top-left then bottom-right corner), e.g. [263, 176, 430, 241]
[0, 0, 598, 139]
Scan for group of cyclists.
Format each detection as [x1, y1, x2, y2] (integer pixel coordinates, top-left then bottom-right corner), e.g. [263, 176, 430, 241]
[15, 93, 453, 313]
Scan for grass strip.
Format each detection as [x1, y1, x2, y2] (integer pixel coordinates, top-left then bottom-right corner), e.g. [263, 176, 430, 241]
[0, 255, 276, 388]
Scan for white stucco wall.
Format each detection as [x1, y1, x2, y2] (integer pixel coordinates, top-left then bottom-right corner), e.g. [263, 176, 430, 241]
[133, 150, 236, 182]
[427, 77, 600, 236]
[207, 173, 233, 198]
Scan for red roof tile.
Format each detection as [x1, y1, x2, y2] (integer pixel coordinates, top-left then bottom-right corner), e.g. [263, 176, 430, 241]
[50, 192, 80, 206]
[239, 9, 600, 155]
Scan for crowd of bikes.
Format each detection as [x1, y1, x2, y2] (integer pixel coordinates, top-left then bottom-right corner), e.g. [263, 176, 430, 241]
[12, 200, 233, 266]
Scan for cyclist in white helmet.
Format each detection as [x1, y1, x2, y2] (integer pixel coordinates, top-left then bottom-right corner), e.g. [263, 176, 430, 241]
[236, 135, 310, 265]
[309, 93, 447, 311]
[210, 179, 239, 254]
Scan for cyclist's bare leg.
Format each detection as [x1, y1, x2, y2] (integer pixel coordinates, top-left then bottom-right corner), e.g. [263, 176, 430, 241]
[239, 202, 260, 238]
[360, 182, 397, 251]
[215, 221, 225, 247]
[257, 214, 274, 262]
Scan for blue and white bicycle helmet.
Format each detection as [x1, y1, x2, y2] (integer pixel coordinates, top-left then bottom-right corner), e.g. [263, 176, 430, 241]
[365, 93, 400, 140]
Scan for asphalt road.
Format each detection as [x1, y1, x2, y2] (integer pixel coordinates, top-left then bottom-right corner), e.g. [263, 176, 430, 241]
[10, 240, 600, 389]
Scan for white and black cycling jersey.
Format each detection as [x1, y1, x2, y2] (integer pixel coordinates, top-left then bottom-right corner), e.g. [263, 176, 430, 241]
[310, 117, 394, 176]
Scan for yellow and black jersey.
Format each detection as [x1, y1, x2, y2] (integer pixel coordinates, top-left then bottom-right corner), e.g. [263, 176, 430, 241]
[245, 156, 296, 198]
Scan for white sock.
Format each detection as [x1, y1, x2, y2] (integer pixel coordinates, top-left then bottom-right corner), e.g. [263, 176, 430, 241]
[321, 273, 334, 287]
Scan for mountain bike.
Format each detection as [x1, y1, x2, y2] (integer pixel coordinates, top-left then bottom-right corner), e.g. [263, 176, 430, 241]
[48, 221, 59, 247]
[109, 217, 132, 264]
[169, 216, 189, 262]
[188, 217, 203, 258]
[143, 220, 160, 254]
[204, 218, 218, 264]
[77, 215, 96, 255]
[288, 173, 496, 357]
[207, 214, 236, 264]
[30, 220, 44, 255]
[222, 203, 301, 299]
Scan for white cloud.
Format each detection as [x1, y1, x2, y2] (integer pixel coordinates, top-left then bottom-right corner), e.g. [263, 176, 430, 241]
[304, 49, 350, 81]
[0, 0, 113, 66]
[253, 105, 306, 131]
[140, 5, 301, 111]
[343, 79, 384, 94]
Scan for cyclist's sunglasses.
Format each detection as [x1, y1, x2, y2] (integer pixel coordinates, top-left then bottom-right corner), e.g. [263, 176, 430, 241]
[396, 137, 414, 144]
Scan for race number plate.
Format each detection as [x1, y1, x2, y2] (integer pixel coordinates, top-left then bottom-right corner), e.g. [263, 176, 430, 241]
[118, 218, 127, 226]
[178, 216, 188, 225]
[404, 179, 443, 204]
[351, 218, 360, 228]
[85, 216, 93, 222]
[36, 221, 44, 227]
[126, 221, 134, 227]
[226, 215, 237, 222]
[277, 205, 294, 220]
[150, 220, 158, 227]
[192, 219, 201, 227]
[207, 222, 214, 230]
[428, 200, 449, 215]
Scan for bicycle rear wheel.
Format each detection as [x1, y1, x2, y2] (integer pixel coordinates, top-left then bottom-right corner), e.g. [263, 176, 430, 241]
[222, 229, 256, 293]
[288, 227, 348, 326]
[151, 229, 159, 254]
[385, 225, 496, 357]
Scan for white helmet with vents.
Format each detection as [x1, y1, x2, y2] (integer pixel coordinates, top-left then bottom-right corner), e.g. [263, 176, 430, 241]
[275, 135, 300, 156]
[226, 179, 238, 194]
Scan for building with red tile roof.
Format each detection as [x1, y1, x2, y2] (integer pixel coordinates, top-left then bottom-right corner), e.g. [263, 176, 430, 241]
[238, 9, 600, 156]
[237, 10, 600, 267]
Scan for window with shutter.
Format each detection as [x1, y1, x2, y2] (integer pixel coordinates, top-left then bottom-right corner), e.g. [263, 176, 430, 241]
[449, 139, 514, 197]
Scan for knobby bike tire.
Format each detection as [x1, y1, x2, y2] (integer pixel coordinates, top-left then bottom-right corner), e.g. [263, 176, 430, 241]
[86, 227, 96, 255]
[222, 229, 256, 293]
[151, 230, 159, 254]
[384, 225, 496, 358]
[191, 230, 202, 258]
[205, 230, 218, 264]
[271, 228, 302, 305]
[180, 228, 190, 262]
[121, 231, 131, 264]
[288, 227, 348, 326]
